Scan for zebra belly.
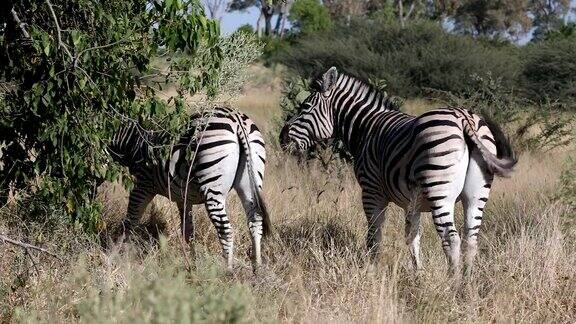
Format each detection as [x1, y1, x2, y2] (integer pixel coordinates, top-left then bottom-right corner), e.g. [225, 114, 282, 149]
[157, 175, 204, 205]
[379, 152, 469, 213]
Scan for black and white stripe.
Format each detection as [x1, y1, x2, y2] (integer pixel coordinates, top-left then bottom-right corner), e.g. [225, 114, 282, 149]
[109, 107, 270, 272]
[280, 67, 516, 274]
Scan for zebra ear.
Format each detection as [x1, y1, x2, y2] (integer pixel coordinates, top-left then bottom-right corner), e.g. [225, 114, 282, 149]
[321, 67, 338, 93]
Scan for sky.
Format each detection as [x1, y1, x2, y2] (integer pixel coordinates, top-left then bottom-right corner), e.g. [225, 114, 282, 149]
[220, 7, 261, 35]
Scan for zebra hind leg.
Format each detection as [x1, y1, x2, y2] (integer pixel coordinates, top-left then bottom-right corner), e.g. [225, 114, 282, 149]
[428, 199, 461, 277]
[461, 152, 493, 277]
[405, 188, 424, 271]
[204, 194, 234, 271]
[404, 209, 422, 271]
[239, 191, 264, 274]
[233, 169, 264, 274]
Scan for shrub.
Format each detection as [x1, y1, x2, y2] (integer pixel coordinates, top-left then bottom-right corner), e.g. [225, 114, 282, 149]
[433, 72, 573, 151]
[277, 19, 520, 97]
[520, 38, 576, 106]
[289, 0, 333, 35]
[559, 154, 576, 211]
[236, 23, 255, 35]
[0, 0, 260, 231]
[261, 36, 291, 66]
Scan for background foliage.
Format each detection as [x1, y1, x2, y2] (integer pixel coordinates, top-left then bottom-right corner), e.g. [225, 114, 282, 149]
[289, 0, 333, 35]
[276, 19, 522, 98]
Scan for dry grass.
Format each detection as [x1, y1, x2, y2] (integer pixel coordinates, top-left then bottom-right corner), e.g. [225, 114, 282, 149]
[1, 68, 575, 323]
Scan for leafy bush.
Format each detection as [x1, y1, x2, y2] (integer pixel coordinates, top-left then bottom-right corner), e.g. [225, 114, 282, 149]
[261, 36, 291, 66]
[0, 0, 222, 231]
[213, 31, 264, 100]
[236, 23, 255, 35]
[289, 0, 334, 35]
[433, 72, 573, 151]
[559, 155, 576, 211]
[520, 38, 576, 106]
[541, 22, 576, 42]
[277, 19, 520, 97]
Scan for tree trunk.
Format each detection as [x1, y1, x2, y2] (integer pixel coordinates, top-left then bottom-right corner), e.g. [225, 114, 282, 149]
[256, 10, 264, 37]
[274, 12, 283, 35]
[263, 6, 273, 36]
[279, 14, 287, 38]
[398, 0, 405, 27]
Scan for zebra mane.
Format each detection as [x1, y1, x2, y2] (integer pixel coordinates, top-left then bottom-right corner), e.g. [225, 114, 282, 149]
[311, 70, 402, 111]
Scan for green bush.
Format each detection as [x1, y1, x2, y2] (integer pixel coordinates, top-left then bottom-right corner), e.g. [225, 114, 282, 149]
[277, 19, 520, 98]
[520, 38, 576, 106]
[0, 0, 226, 231]
[559, 155, 576, 211]
[236, 23, 255, 35]
[261, 36, 291, 66]
[289, 0, 333, 35]
[434, 72, 573, 151]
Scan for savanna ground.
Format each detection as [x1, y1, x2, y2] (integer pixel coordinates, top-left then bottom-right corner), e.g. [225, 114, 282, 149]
[1, 65, 575, 323]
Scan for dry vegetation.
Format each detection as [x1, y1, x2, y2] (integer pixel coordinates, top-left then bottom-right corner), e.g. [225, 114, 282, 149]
[1, 66, 575, 323]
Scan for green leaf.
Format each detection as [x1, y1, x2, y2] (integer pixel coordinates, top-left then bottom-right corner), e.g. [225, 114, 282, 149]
[43, 43, 51, 56]
[71, 30, 82, 47]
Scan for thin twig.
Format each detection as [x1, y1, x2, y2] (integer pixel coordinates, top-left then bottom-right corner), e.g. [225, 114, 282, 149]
[25, 249, 41, 276]
[45, 0, 74, 61]
[0, 233, 62, 261]
[11, 8, 32, 40]
[77, 39, 124, 57]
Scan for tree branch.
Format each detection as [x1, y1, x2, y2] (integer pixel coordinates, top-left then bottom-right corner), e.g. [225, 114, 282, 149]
[405, 1, 417, 20]
[45, 0, 74, 61]
[11, 8, 32, 40]
[0, 233, 62, 261]
[77, 39, 124, 57]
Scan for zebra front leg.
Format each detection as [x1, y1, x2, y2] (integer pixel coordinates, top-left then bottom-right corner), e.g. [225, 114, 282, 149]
[204, 196, 234, 270]
[404, 209, 422, 271]
[123, 185, 155, 239]
[362, 191, 388, 260]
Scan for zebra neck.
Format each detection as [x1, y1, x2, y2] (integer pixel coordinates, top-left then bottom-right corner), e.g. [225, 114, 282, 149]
[332, 81, 395, 158]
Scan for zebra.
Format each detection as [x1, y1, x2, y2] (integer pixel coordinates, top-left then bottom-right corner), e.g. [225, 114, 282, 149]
[108, 106, 271, 272]
[279, 67, 516, 275]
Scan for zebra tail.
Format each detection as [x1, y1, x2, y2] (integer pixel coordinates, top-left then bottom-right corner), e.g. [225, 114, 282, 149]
[464, 116, 518, 178]
[256, 188, 272, 237]
[235, 114, 272, 237]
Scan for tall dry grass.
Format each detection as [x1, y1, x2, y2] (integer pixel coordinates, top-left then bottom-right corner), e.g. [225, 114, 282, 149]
[1, 72, 575, 323]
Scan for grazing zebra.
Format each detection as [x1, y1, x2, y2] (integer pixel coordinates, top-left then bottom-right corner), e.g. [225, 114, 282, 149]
[279, 67, 516, 274]
[108, 106, 271, 272]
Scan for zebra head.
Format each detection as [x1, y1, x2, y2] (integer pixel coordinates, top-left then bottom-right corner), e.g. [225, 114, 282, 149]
[280, 67, 339, 152]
